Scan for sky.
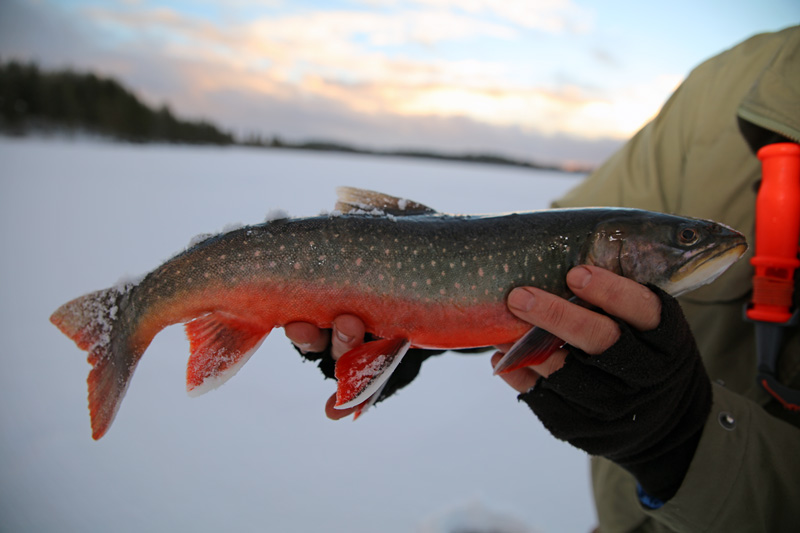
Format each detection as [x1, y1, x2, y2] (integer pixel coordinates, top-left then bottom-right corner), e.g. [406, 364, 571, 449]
[1, 0, 798, 165]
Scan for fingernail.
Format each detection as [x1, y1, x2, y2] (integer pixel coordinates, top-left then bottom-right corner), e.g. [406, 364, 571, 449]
[296, 342, 313, 354]
[336, 330, 354, 344]
[568, 266, 592, 289]
[508, 288, 535, 312]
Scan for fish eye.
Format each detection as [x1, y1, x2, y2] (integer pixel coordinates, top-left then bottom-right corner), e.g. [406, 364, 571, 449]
[678, 227, 700, 246]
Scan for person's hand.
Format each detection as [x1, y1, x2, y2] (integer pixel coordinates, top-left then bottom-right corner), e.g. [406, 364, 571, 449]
[286, 314, 451, 420]
[491, 264, 662, 390]
[493, 264, 711, 504]
[285, 315, 366, 419]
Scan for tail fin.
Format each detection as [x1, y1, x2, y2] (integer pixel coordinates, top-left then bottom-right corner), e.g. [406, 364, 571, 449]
[50, 284, 139, 440]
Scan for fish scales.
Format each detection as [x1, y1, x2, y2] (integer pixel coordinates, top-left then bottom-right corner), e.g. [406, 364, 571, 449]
[128, 211, 586, 348]
[50, 188, 748, 439]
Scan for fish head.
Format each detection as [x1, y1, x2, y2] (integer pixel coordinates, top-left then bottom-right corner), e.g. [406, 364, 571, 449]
[585, 210, 748, 297]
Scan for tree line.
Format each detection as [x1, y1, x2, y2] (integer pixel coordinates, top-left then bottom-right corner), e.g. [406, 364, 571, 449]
[0, 60, 234, 145]
[0, 60, 584, 172]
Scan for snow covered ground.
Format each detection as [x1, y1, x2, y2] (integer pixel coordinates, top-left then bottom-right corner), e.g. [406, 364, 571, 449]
[0, 137, 594, 533]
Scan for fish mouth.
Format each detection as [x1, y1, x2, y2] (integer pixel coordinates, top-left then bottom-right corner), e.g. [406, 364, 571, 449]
[667, 240, 748, 297]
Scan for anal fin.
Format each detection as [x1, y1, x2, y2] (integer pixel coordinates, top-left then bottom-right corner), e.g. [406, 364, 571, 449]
[185, 312, 271, 396]
[334, 338, 410, 410]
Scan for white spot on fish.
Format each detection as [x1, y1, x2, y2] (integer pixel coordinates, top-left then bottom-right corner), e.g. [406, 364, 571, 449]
[479, 268, 485, 277]
[503, 264, 509, 273]
[356, 258, 363, 266]
[426, 279, 432, 285]
[396, 262, 402, 269]
[454, 282, 461, 289]
[439, 289, 446, 295]
[294, 262, 301, 270]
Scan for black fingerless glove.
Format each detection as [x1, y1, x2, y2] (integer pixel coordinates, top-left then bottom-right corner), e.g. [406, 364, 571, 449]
[518, 285, 712, 503]
[295, 335, 447, 403]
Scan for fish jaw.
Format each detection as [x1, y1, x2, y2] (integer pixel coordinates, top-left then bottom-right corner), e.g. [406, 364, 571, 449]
[665, 240, 748, 296]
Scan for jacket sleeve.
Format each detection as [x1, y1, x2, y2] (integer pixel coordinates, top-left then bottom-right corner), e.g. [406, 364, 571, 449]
[646, 383, 800, 531]
[550, 27, 800, 531]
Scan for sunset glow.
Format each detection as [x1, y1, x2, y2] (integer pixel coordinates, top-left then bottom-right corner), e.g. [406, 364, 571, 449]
[1, 0, 796, 164]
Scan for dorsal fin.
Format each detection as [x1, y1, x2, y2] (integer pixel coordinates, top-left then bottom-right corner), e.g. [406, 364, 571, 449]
[335, 186, 437, 216]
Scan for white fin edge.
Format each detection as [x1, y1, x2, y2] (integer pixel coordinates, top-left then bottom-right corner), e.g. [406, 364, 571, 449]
[334, 340, 411, 410]
[186, 336, 268, 397]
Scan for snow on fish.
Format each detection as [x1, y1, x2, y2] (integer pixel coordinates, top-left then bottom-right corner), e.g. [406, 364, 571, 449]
[50, 187, 748, 439]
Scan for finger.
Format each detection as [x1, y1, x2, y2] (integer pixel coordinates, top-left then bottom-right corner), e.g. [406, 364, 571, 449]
[527, 348, 569, 379]
[331, 314, 366, 360]
[284, 322, 331, 353]
[325, 393, 358, 420]
[507, 287, 620, 355]
[567, 266, 661, 331]
[494, 342, 513, 353]
[490, 351, 540, 392]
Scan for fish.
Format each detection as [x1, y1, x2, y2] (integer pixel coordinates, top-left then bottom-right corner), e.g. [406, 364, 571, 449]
[50, 187, 748, 439]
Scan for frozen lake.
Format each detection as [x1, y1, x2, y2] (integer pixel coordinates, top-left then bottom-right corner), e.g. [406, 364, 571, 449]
[0, 137, 594, 533]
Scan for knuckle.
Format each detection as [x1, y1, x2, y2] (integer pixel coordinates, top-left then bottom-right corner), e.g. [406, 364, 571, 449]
[586, 317, 620, 354]
[541, 297, 567, 329]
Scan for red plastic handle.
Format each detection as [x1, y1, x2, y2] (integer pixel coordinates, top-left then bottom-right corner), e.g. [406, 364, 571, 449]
[747, 143, 800, 323]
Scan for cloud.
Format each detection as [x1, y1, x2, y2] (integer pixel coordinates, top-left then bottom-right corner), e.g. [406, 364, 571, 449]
[78, 2, 668, 140]
[360, 0, 593, 33]
[1, 0, 637, 165]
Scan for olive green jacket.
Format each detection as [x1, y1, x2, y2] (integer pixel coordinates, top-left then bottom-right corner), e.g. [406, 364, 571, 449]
[553, 26, 800, 532]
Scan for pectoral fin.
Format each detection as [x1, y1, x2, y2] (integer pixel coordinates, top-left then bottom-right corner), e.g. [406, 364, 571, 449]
[492, 326, 565, 375]
[184, 312, 271, 396]
[334, 338, 411, 410]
